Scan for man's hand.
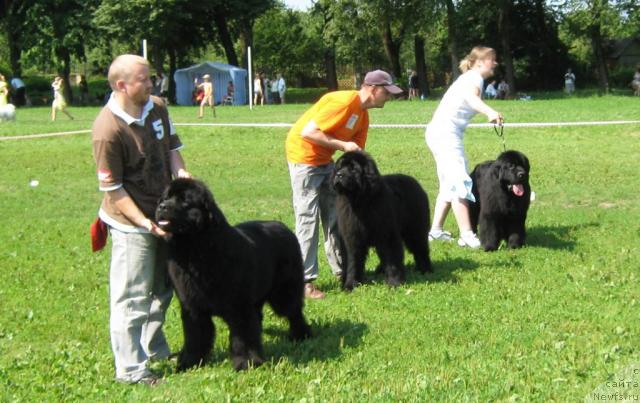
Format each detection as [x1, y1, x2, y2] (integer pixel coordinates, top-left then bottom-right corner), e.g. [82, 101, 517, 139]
[176, 168, 193, 179]
[141, 218, 168, 238]
[342, 141, 362, 152]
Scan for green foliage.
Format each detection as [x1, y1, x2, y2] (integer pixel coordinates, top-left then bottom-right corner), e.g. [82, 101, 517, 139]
[253, 8, 322, 78]
[0, 97, 640, 400]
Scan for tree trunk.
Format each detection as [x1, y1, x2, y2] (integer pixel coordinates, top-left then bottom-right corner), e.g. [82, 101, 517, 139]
[151, 46, 164, 75]
[590, 1, 609, 94]
[56, 46, 73, 104]
[381, 21, 402, 78]
[498, 0, 516, 97]
[444, 0, 459, 82]
[324, 47, 338, 91]
[238, 21, 253, 70]
[168, 47, 177, 103]
[533, 0, 550, 90]
[414, 34, 428, 97]
[214, 12, 239, 67]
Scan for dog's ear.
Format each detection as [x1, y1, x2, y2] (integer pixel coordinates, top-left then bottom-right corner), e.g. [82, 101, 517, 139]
[204, 192, 225, 226]
[492, 161, 504, 181]
[520, 154, 530, 173]
[363, 154, 382, 193]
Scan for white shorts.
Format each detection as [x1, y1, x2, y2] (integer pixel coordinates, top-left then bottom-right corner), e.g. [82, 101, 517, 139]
[425, 126, 475, 203]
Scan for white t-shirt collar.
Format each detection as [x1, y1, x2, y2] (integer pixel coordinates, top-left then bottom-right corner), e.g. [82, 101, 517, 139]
[107, 92, 154, 127]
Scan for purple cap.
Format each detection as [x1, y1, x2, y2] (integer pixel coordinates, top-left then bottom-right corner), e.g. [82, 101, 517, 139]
[363, 70, 403, 94]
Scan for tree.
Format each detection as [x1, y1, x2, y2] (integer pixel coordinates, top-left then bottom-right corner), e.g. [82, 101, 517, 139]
[1, 0, 26, 77]
[310, 0, 339, 90]
[253, 7, 322, 84]
[94, 0, 215, 101]
[443, 0, 460, 82]
[228, 0, 277, 69]
[19, 0, 99, 102]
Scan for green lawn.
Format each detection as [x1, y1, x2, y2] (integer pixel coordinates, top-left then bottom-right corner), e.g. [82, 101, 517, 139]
[1, 96, 639, 401]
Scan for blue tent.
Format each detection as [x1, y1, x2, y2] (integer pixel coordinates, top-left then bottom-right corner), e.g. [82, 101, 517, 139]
[173, 62, 247, 106]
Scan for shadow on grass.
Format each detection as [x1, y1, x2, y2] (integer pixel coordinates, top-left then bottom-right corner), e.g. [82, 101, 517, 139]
[264, 319, 368, 366]
[317, 257, 480, 289]
[405, 257, 480, 285]
[526, 222, 599, 250]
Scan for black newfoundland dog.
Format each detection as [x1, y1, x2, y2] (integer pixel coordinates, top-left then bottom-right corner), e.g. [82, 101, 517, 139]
[469, 150, 531, 251]
[332, 151, 432, 291]
[155, 178, 312, 371]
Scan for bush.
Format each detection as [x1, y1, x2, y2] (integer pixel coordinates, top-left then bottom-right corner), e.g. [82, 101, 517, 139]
[608, 66, 636, 89]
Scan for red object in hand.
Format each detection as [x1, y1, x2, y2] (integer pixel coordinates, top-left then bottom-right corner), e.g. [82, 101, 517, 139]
[90, 218, 108, 252]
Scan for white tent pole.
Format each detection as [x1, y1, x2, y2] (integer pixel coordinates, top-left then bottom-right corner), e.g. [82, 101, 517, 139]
[248, 46, 253, 110]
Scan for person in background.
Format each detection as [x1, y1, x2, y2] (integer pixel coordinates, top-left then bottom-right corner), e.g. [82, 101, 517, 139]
[10, 76, 26, 106]
[51, 76, 74, 121]
[277, 74, 286, 104]
[253, 73, 264, 106]
[285, 69, 402, 299]
[159, 72, 169, 103]
[0, 74, 8, 106]
[92, 54, 192, 385]
[264, 76, 272, 104]
[78, 75, 90, 105]
[497, 79, 509, 99]
[632, 66, 640, 96]
[484, 79, 497, 99]
[197, 74, 216, 118]
[224, 80, 235, 104]
[408, 70, 419, 100]
[270, 77, 280, 104]
[564, 68, 575, 94]
[150, 75, 159, 97]
[425, 46, 503, 249]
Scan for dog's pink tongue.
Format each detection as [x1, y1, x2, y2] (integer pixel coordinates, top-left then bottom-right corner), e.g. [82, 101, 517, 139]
[512, 184, 524, 197]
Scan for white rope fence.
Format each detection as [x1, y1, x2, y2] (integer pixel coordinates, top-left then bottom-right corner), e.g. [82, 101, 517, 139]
[2, 120, 639, 141]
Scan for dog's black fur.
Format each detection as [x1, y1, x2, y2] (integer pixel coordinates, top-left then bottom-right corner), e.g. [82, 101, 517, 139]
[469, 150, 531, 251]
[332, 151, 432, 291]
[155, 178, 311, 371]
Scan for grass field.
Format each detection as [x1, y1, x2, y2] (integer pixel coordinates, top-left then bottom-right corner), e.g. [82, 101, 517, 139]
[1, 96, 639, 401]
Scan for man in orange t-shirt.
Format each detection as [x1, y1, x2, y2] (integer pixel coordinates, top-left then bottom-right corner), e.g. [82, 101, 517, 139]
[286, 70, 402, 299]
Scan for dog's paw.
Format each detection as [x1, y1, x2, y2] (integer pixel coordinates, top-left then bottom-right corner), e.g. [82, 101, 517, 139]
[232, 354, 264, 371]
[176, 351, 204, 372]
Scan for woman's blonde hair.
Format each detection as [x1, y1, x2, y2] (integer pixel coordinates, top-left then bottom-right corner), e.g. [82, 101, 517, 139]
[459, 46, 496, 73]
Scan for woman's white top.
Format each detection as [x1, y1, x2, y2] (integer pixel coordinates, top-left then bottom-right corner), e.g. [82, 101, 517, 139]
[427, 70, 484, 140]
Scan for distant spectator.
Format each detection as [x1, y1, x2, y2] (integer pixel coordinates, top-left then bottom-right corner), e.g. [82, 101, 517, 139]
[264, 76, 272, 104]
[197, 74, 216, 118]
[277, 74, 286, 104]
[564, 68, 575, 94]
[253, 73, 264, 106]
[159, 72, 169, 101]
[51, 76, 74, 121]
[150, 75, 160, 97]
[78, 75, 90, 105]
[484, 80, 497, 99]
[223, 80, 234, 105]
[0, 74, 8, 106]
[10, 76, 26, 106]
[497, 79, 509, 99]
[631, 66, 640, 96]
[270, 77, 280, 104]
[408, 70, 419, 100]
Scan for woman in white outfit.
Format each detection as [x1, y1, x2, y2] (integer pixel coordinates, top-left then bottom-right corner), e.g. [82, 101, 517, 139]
[425, 46, 503, 248]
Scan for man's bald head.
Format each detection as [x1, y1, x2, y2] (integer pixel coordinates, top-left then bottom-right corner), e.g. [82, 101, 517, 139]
[108, 54, 149, 91]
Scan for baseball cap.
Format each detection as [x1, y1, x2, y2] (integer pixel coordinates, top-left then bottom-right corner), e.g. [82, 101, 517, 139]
[363, 70, 403, 94]
[203, 74, 211, 79]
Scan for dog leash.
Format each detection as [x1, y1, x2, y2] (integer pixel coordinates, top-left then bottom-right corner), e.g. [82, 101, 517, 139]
[493, 123, 506, 152]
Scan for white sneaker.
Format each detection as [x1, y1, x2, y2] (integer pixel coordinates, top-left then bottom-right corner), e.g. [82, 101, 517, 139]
[429, 229, 453, 242]
[457, 231, 481, 249]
